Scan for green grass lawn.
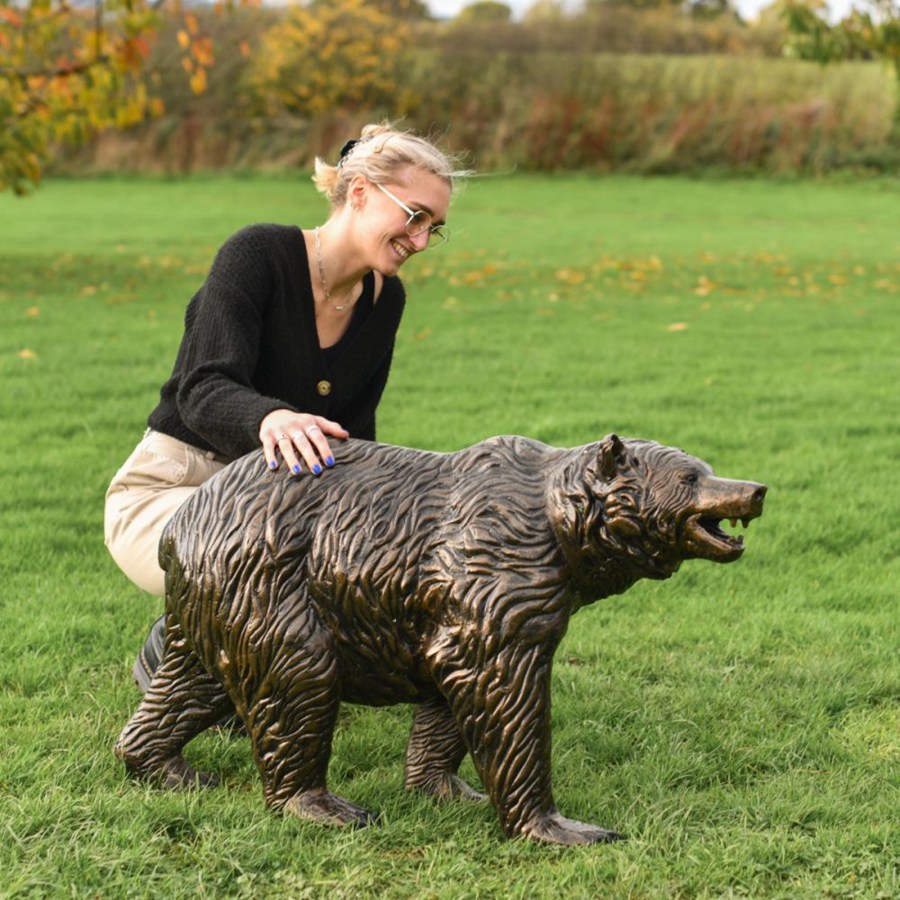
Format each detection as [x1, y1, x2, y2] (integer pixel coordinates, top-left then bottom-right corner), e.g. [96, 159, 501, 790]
[1, 174, 898, 898]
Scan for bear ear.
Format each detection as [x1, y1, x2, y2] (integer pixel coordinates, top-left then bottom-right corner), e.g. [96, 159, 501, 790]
[597, 433, 626, 480]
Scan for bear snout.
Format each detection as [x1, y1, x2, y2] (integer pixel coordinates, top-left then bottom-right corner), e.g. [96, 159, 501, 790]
[682, 476, 766, 562]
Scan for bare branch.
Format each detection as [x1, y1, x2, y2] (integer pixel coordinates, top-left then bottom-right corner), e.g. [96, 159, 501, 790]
[0, 56, 111, 83]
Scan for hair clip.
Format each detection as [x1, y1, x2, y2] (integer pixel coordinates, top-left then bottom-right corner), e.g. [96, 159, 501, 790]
[338, 140, 359, 167]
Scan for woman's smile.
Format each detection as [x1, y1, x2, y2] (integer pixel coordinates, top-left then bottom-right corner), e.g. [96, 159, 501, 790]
[390, 238, 411, 261]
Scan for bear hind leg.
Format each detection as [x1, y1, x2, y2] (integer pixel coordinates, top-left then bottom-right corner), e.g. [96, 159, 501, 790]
[404, 697, 485, 802]
[115, 618, 233, 790]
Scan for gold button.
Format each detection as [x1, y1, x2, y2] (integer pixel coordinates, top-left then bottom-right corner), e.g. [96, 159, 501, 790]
[316, 380, 332, 397]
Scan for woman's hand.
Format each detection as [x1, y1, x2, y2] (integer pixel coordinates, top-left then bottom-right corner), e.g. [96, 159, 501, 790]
[259, 409, 349, 475]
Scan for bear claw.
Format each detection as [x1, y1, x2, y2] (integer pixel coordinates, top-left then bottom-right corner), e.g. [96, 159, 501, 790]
[283, 789, 379, 828]
[521, 812, 624, 846]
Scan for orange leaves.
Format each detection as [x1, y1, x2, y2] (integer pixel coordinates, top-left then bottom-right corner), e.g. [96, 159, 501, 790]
[694, 275, 716, 296]
[178, 30, 213, 65]
[447, 263, 500, 290]
[554, 268, 586, 285]
[598, 255, 664, 293]
[0, 7, 21, 27]
[0, 0, 256, 192]
[189, 67, 207, 95]
[192, 36, 214, 67]
[0, 0, 165, 192]
[176, 19, 214, 94]
[120, 35, 151, 70]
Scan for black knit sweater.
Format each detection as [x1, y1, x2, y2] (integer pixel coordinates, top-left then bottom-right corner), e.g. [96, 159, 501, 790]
[148, 224, 406, 459]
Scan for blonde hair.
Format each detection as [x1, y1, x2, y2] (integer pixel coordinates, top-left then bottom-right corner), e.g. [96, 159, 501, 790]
[313, 123, 469, 209]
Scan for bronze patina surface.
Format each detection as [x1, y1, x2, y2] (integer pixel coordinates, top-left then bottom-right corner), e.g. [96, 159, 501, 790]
[115, 433, 766, 845]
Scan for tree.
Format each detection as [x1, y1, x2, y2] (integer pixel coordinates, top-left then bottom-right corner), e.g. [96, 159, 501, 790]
[456, 1, 513, 22]
[0, 0, 246, 194]
[366, 0, 430, 18]
[522, 0, 568, 21]
[783, 0, 900, 137]
[246, 0, 413, 119]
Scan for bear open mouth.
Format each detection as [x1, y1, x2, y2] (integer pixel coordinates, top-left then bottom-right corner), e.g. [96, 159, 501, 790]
[685, 514, 755, 561]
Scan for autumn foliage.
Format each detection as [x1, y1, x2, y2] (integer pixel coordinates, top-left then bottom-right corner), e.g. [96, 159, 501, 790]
[1, 0, 898, 192]
[2, 0, 150, 193]
[0, 0, 251, 194]
[246, 0, 414, 118]
[783, 0, 900, 136]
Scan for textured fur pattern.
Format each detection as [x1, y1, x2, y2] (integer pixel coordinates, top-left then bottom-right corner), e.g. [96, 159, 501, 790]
[115, 433, 765, 844]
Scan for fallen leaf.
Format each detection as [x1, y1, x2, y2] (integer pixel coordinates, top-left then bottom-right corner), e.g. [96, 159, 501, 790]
[18, 348, 38, 359]
[667, 323, 688, 332]
[694, 276, 716, 296]
[555, 268, 586, 285]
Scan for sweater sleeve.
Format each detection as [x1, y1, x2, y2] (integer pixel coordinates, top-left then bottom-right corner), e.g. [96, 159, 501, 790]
[173, 227, 295, 456]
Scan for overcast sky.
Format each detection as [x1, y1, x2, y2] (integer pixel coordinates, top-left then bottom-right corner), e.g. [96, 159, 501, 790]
[427, 0, 858, 23]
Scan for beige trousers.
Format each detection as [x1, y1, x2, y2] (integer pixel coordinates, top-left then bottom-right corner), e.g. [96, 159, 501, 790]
[104, 429, 229, 597]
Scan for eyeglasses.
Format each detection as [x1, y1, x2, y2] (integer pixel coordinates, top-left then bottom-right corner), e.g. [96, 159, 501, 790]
[375, 183, 449, 246]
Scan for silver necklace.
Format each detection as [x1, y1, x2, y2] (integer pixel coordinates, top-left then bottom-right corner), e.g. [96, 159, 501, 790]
[313, 226, 353, 312]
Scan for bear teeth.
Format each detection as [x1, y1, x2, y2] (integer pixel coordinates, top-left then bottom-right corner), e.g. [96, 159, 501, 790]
[702, 517, 743, 544]
[726, 516, 753, 531]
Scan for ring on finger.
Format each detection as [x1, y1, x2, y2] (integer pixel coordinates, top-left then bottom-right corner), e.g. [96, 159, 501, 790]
[276, 433, 287, 441]
[306, 425, 322, 435]
[290, 431, 305, 441]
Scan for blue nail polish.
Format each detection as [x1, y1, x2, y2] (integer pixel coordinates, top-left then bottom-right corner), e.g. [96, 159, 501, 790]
[313, 464, 322, 475]
[325, 456, 335, 467]
[269, 460, 277, 470]
[292, 464, 301, 474]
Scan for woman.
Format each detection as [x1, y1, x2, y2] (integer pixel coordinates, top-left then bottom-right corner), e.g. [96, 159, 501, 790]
[105, 123, 466, 690]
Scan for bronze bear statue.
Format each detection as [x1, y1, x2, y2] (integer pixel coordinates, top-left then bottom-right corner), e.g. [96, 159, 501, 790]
[115, 433, 766, 845]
